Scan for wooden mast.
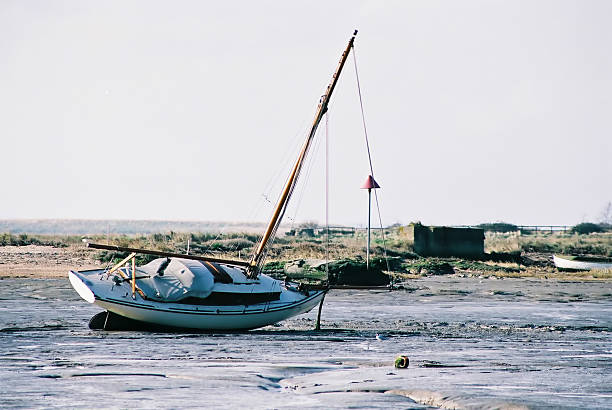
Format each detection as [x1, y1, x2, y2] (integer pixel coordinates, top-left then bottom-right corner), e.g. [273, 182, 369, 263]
[247, 30, 358, 278]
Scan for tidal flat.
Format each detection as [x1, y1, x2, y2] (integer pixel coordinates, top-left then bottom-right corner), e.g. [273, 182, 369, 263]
[1, 276, 610, 409]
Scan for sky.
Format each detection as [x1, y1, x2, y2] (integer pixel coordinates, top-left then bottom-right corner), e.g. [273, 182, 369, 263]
[1, 0, 610, 227]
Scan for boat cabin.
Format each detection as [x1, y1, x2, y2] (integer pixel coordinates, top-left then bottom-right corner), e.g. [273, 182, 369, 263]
[134, 258, 281, 306]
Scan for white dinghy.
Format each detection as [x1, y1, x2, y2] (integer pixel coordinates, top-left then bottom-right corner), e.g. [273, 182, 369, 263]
[69, 31, 360, 331]
[553, 254, 612, 271]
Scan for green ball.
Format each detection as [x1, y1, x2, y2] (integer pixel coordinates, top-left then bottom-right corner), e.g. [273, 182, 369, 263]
[394, 355, 409, 368]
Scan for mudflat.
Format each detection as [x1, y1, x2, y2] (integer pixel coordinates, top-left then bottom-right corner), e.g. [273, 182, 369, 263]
[1, 276, 610, 408]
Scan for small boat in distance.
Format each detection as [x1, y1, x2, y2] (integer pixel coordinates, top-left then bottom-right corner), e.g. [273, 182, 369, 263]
[553, 254, 612, 271]
[69, 31, 361, 330]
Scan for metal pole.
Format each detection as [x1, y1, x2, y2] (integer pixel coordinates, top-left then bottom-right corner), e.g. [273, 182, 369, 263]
[367, 188, 371, 270]
[325, 113, 330, 278]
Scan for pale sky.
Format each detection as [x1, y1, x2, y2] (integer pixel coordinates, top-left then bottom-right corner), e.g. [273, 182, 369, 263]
[1, 0, 610, 227]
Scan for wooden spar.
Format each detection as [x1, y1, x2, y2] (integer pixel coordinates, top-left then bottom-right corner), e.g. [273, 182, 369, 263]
[104, 251, 146, 298]
[108, 252, 137, 277]
[247, 30, 358, 278]
[131, 257, 136, 297]
[87, 243, 250, 267]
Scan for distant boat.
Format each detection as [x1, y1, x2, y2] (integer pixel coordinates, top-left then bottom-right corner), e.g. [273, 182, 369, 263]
[69, 31, 361, 330]
[553, 254, 612, 271]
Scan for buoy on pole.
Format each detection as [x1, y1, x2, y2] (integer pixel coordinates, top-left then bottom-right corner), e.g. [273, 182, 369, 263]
[361, 175, 380, 270]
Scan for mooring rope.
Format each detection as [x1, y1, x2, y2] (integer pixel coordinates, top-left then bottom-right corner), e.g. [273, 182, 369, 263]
[352, 47, 390, 272]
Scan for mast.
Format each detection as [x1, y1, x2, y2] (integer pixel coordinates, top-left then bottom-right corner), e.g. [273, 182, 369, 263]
[247, 30, 358, 278]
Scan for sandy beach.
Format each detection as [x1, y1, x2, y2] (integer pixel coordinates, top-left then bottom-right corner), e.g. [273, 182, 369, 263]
[0, 245, 101, 278]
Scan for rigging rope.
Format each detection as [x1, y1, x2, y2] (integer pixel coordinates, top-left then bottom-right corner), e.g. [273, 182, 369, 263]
[258, 119, 310, 213]
[263, 114, 326, 269]
[246, 122, 310, 260]
[252, 117, 321, 274]
[288, 120, 324, 230]
[352, 47, 390, 272]
[201, 119, 310, 259]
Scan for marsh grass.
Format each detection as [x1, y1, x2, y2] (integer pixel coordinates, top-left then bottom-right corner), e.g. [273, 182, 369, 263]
[519, 232, 612, 257]
[3, 228, 611, 281]
[0, 232, 79, 247]
[485, 232, 520, 253]
[477, 268, 612, 281]
[484, 231, 612, 257]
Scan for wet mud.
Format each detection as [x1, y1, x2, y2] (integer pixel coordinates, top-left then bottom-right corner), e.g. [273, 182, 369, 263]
[0, 277, 610, 408]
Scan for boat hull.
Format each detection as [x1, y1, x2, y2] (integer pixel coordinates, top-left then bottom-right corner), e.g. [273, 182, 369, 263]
[553, 255, 612, 271]
[69, 270, 325, 330]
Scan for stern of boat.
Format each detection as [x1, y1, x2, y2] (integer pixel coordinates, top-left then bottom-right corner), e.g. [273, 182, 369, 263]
[69, 270, 97, 303]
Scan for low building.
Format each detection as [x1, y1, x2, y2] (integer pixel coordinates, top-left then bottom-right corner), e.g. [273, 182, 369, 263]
[404, 223, 484, 258]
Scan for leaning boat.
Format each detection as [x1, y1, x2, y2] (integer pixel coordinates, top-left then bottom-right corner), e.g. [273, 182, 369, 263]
[69, 259, 324, 330]
[69, 31, 359, 330]
[553, 254, 612, 271]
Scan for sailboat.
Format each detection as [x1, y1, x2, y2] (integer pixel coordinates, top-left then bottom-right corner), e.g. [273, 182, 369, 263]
[69, 31, 360, 330]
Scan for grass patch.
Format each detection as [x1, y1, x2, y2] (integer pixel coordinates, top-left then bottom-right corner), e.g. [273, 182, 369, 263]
[402, 257, 521, 276]
[520, 234, 612, 257]
[453, 259, 520, 273]
[402, 258, 454, 275]
[0, 232, 76, 247]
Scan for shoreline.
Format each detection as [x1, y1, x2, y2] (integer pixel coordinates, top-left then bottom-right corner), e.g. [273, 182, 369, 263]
[1, 244, 610, 281]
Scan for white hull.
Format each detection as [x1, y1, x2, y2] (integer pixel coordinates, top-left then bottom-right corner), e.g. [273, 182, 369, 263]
[553, 255, 612, 271]
[69, 270, 325, 330]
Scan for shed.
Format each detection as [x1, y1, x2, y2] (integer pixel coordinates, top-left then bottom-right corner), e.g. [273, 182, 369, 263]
[404, 223, 484, 258]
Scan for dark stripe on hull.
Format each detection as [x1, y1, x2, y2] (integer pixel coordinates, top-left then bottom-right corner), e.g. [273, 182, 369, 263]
[95, 290, 326, 317]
